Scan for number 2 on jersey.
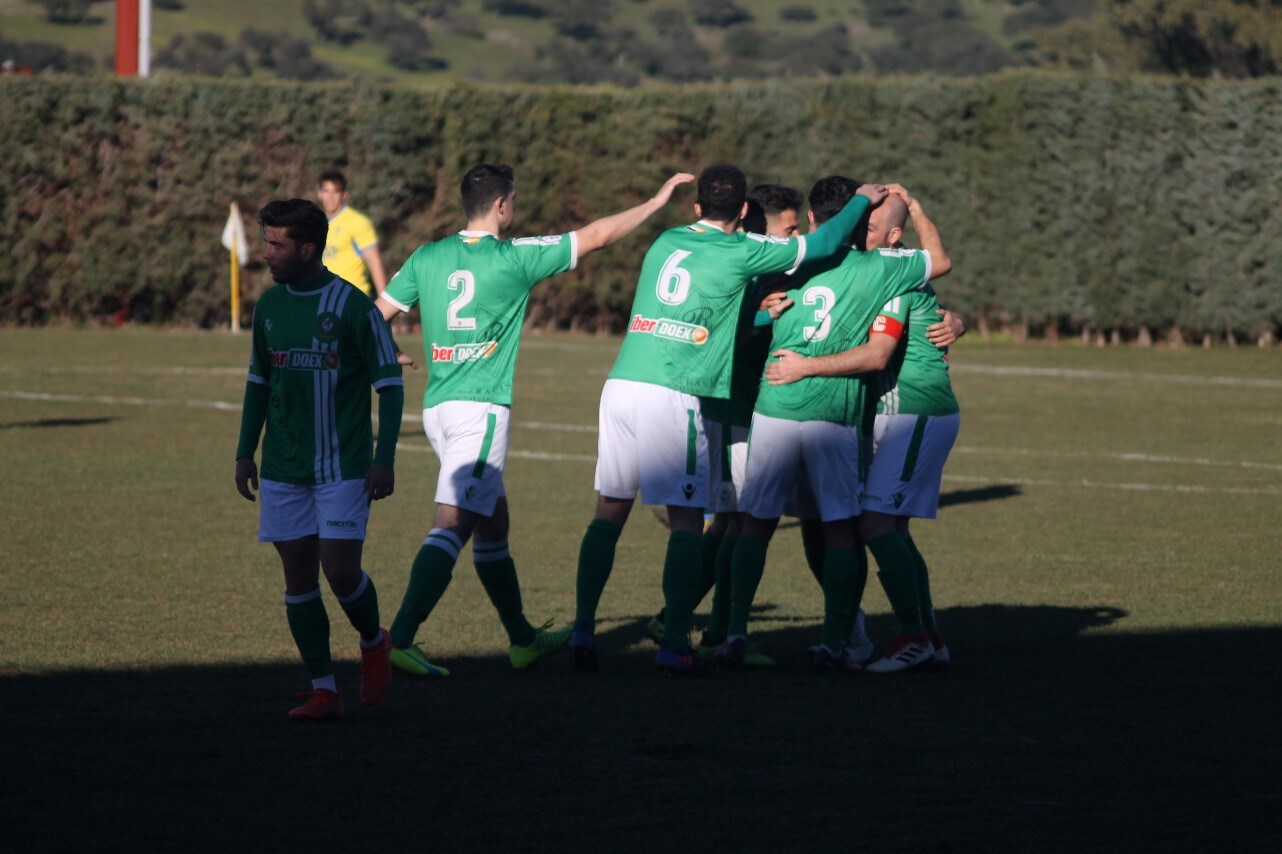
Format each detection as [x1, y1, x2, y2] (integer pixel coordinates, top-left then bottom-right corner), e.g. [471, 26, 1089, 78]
[656, 250, 692, 306]
[803, 286, 836, 341]
[446, 270, 477, 330]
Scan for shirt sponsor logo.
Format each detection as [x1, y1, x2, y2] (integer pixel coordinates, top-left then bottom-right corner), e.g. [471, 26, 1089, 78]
[628, 314, 709, 346]
[431, 341, 498, 363]
[268, 349, 341, 371]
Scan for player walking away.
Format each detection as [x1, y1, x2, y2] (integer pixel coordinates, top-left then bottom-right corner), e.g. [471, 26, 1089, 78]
[234, 199, 404, 721]
[570, 164, 884, 675]
[768, 186, 962, 673]
[643, 184, 804, 668]
[721, 177, 950, 673]
[318, 170, 389, 298]
[375, 165, 695, 678]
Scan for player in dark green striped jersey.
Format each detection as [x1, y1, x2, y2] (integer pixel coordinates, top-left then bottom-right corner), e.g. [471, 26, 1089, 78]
[235, 199, 404, 721]
[765, 185, 960, 672]
[374, 164, 694, 678]
[571, 164, 886, 675]
[723, 178, 952, 672]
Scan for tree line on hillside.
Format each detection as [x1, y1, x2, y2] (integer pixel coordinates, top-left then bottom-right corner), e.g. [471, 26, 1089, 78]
[6, 0, 1282, 84]
[1, 72, 1278, 346]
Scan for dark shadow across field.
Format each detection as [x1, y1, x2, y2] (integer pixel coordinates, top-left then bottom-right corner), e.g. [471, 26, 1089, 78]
[0, 416, 117, 431]
[4, 607, 1279, 852]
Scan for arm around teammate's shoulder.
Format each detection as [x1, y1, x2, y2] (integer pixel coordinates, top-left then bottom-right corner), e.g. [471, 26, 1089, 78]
[575, 173, 695, 257]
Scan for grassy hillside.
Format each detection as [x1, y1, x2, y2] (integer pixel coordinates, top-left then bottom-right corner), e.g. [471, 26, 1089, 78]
[0, 0, 1093, 84]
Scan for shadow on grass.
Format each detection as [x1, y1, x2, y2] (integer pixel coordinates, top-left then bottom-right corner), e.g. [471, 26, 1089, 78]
[0, 416, 117, 431]
[4, 605, 1279, 852]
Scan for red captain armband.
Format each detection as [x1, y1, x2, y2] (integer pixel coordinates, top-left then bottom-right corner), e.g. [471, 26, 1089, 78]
[870, 314, 905, 340]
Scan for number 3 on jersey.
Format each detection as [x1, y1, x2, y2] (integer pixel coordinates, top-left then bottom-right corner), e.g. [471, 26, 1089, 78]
[447, 270, 477, 330]
[656, 250, 692, 305]
[803, 286, 836, 342]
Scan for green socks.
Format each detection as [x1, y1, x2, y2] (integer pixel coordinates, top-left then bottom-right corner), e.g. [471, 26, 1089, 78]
[866, 531, 924, 635]
[704, 533, 737, 643]
[474, 540, 536, 647]
[821, 547, 858, 651]
[390, 528, 462, 648]
[285, 587, 331, 680]
[727, 534, 769, 638]
[574, 518, 621, 632]
[904, 536, 937, 634]
[660, 530, 703, 651]
[696, 531, 722, 609]
[336, 570, 381, 644]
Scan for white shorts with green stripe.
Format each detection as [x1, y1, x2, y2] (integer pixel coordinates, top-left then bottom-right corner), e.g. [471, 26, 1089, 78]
[739, 412, 862, 523]
[861, 412, 960, 519]
[423, 400, 510, 516]
[594, 378, 711, 508]
[706, 421, 750, 513]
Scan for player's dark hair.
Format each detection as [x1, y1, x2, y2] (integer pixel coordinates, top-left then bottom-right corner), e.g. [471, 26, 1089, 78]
[257, 199, 329, 253]
[744, 183, 802, 234]
[807, 175, 862, 225]
[749, 184, 803, 217]
[696, 163, 747, 223]
[318, 170, 347, 192]
[460, 163, 516, 219]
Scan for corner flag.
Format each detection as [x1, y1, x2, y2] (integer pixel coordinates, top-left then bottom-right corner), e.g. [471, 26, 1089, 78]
[222, 202, 249, 332]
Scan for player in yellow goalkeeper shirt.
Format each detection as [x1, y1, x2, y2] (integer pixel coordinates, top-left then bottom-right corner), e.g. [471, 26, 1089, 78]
[317, 170, 388, 297]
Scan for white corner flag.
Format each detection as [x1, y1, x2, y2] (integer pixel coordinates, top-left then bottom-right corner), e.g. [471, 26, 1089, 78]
[222, 202, 249, 332]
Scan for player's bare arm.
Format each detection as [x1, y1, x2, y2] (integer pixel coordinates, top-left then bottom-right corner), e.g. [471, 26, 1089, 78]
[364, 245, 389, 295]
[765, 332, 899, 385]
[926, 309, 967, 347]
[885, 184, 951, 277]
[574, 173, 695, 256]
[235, 457, 259, 502]
[374, 296, 419, 369]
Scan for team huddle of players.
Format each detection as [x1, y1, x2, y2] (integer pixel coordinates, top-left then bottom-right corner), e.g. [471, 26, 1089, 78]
[235, 163, 962, 720]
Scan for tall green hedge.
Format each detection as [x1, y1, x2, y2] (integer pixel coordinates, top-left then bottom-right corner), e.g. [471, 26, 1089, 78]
[2, 72, 1279, 341]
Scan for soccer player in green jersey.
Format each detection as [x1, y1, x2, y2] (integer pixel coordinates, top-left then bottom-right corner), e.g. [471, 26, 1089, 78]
[234, 199, 404, 721]
[724, 178, 952, 672]
[571, 164, 886, 675]
[374, 164, 695, 677]
[644, 184, 804, 666]
[768, 185, 962, 672]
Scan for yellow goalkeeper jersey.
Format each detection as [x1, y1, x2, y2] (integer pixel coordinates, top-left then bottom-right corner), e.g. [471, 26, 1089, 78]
[323, 206, 379, 295]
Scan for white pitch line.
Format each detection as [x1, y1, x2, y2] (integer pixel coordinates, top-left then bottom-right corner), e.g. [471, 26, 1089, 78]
[0, 366, 243, 377]
[951, 445, 1282, 473]
[950, 363, 1282, 389]
[0, 388, 241, 412]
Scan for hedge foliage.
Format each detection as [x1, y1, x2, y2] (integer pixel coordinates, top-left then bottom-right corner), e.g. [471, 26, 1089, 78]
[2, 72, 1279, 341]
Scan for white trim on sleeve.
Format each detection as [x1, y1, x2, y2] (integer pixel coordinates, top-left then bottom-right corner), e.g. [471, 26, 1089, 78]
[567, 231, 580, 271]
[786, 235, 807, 276]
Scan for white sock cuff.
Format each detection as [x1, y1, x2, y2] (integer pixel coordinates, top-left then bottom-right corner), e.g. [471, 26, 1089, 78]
[283, 587, 323, 606]
[337, 571, 371, 605]
[423, 528, 464, 560]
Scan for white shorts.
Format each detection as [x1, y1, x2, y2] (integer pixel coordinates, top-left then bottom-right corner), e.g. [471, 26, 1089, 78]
[259, 478, 370, 542]
[739, 412, 862, 522]
[707, 421, 750, 513]
[862, 412, 960, 519]
[423, 400, 510, 516]
[594, 379, 711, 508]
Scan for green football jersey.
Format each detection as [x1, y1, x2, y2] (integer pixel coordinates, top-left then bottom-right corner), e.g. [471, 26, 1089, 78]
[248, 272, 404, 485]
[755, 247, 932, 424]
[384, 230, 576, 408]
[870, 285, 960, 417]
[607, 222, 808, 398]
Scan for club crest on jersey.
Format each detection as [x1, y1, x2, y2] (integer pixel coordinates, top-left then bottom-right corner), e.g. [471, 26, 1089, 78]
[268, 349, 341, 371]
[431, 341, 498, 363]
[628, 314, 709, 346]
[315, 312, 342, 343]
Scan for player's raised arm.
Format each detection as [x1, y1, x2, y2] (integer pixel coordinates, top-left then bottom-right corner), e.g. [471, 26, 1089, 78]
[574, 173, 695, 257]
[886, 184, 951, 278]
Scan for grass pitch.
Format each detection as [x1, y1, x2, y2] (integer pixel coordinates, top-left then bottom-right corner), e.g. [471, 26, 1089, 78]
[1, 328, 1279, 851]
